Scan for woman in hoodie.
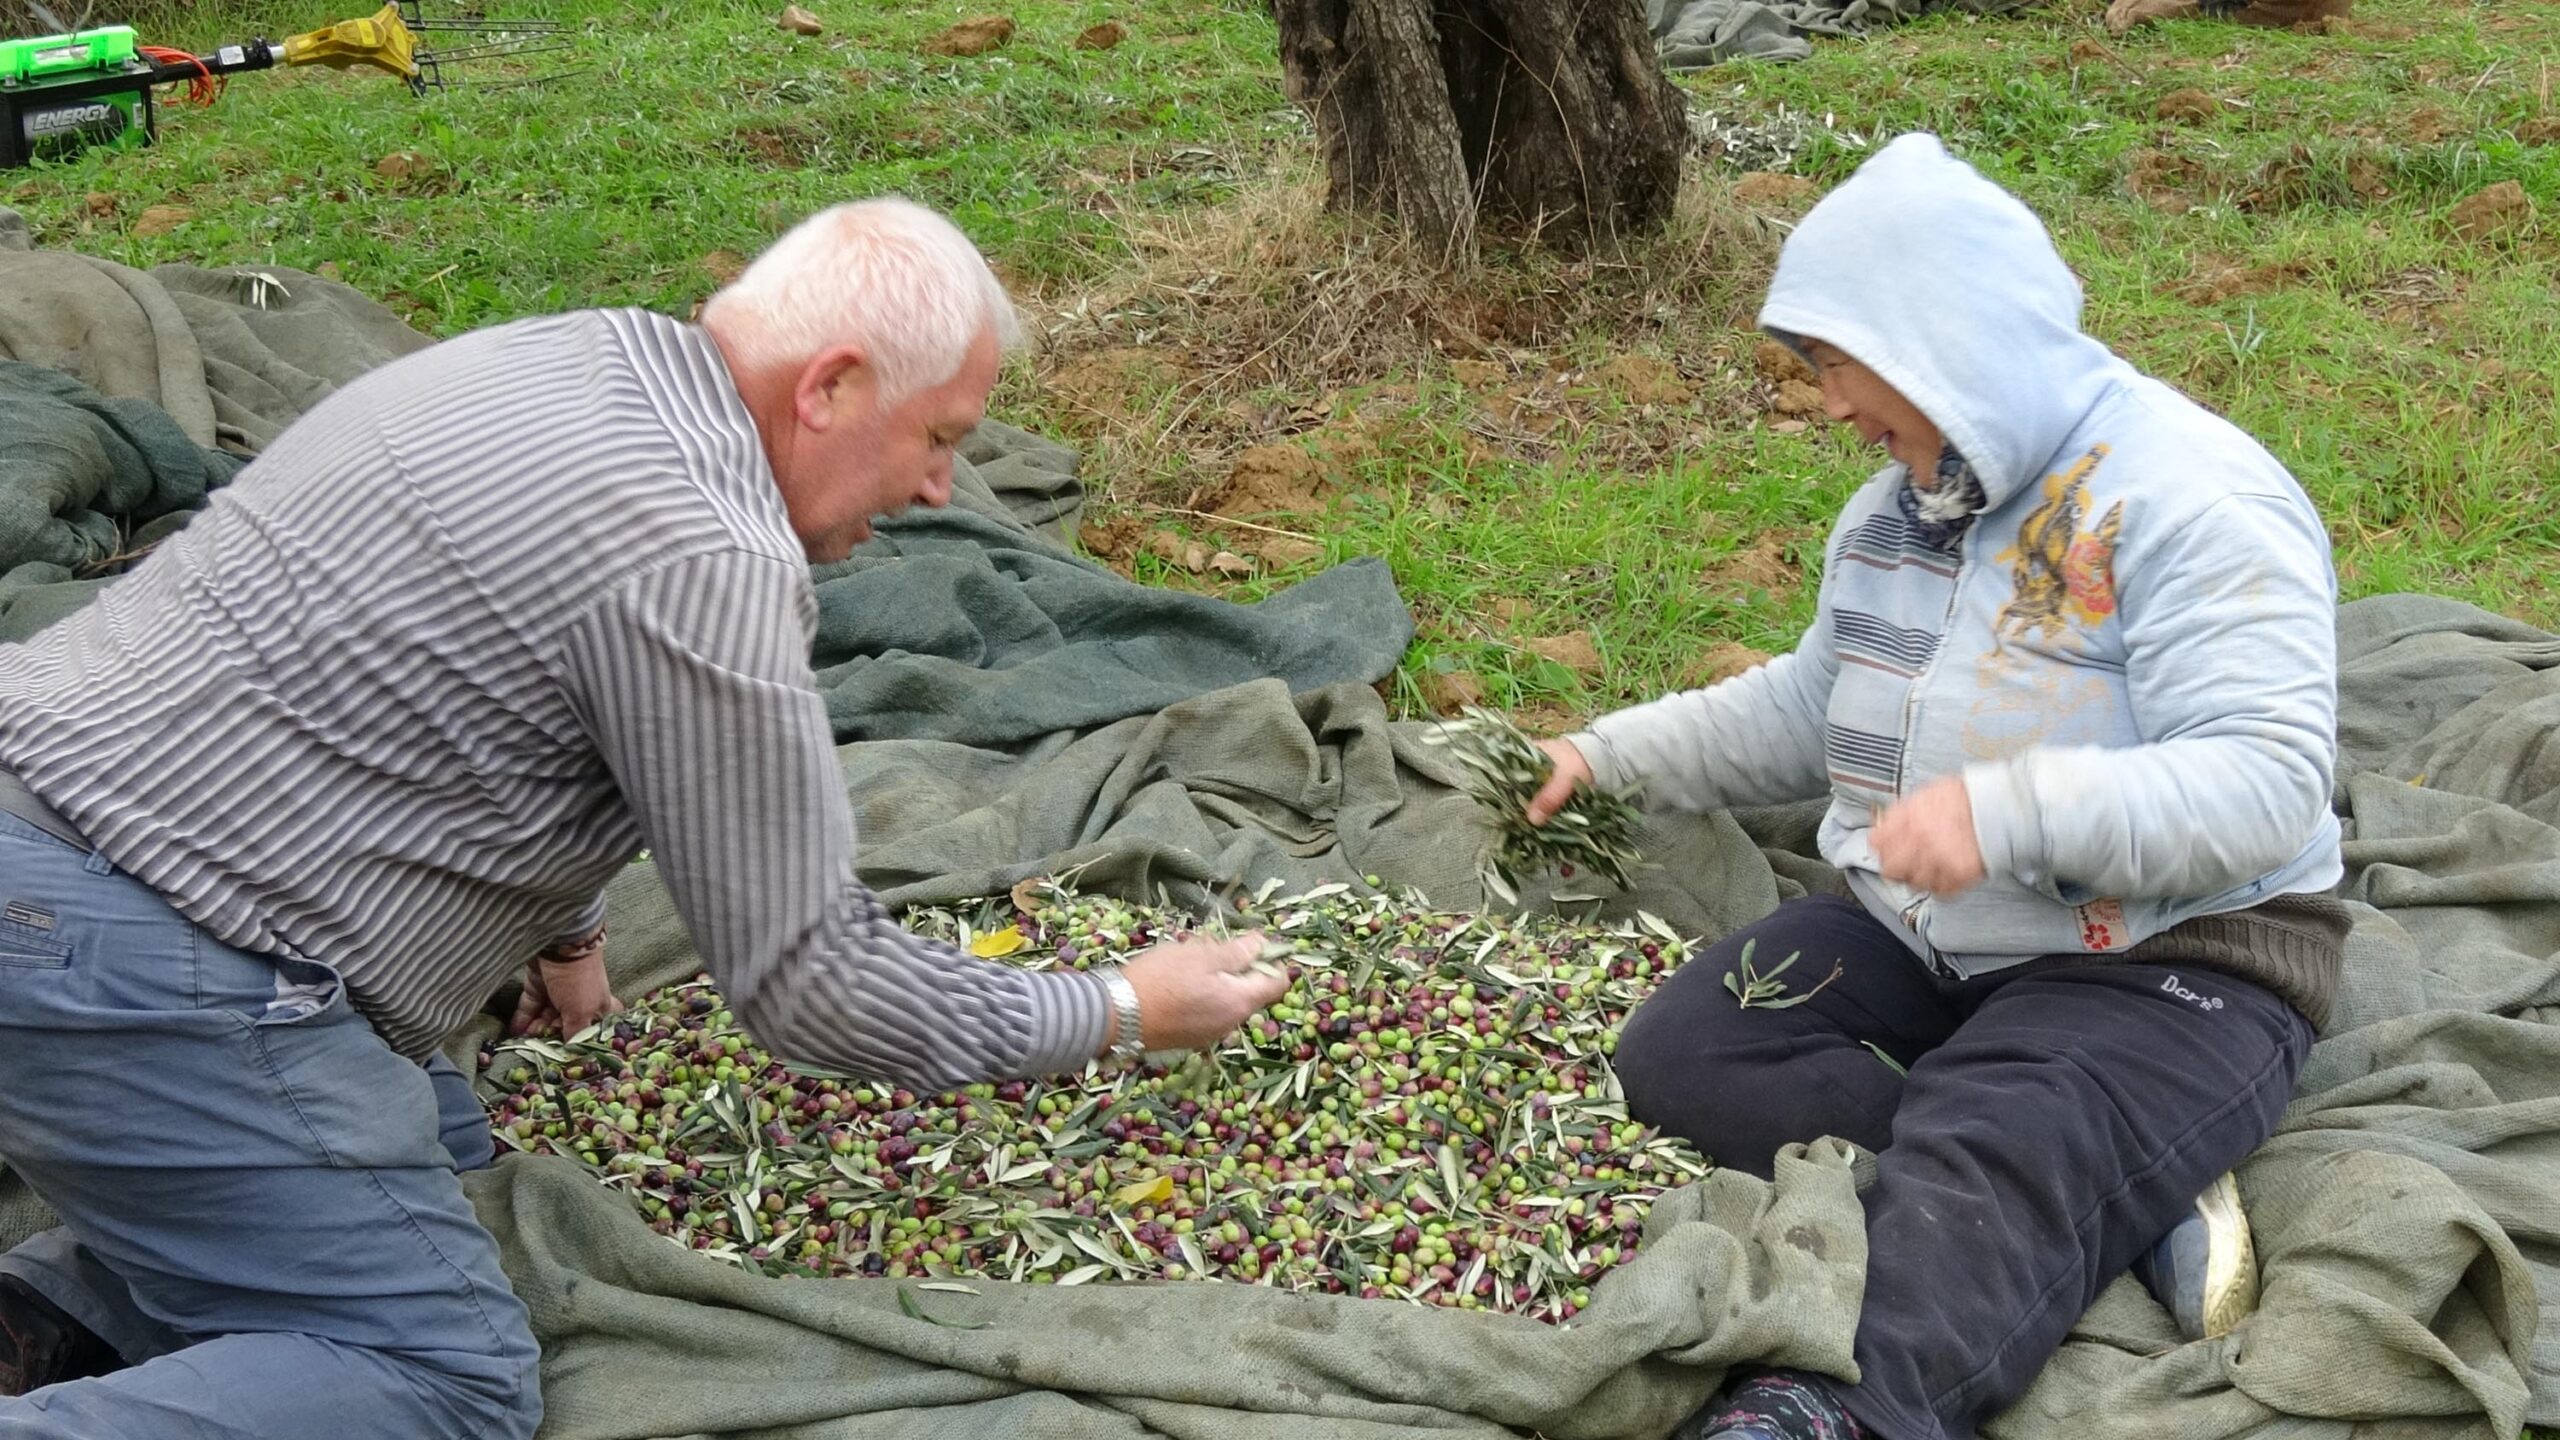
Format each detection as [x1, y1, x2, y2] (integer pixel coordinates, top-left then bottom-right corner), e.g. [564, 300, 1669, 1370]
[1526, 134, 2348, 1440]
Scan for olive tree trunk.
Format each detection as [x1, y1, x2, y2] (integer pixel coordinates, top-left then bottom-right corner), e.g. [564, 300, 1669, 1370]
[1272, 0, 1688, 258]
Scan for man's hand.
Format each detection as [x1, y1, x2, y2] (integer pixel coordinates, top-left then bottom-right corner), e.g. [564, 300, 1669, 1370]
[1118, 934, 1292, 1052]
[509, 926, 625, 1037]
[1870, 775, 1988, 896]
[1524, 738, 1596, 827]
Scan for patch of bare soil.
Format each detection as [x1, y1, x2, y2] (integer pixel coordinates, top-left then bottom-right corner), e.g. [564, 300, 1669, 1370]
[1678, 642, 1774, 690]
[1697, 535, 1801, 597]
[2126, 148, 2214, 213]
[2154, 88, 2220, 124]
[1526, 631, 1604, 677]
[2448, 181, 2534, 242]
[924, 16, 1014, 56]
[1202, 443, 1338, 519]
[2177, 256, 2315, 303]
[1044, 347, 1185, 432]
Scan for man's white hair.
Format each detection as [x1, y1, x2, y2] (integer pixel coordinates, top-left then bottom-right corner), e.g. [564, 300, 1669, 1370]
[702, 197, 1022, 405]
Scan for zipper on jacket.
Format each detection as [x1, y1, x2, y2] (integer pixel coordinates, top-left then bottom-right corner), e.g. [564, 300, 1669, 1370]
[1894, 518, 1974, 796]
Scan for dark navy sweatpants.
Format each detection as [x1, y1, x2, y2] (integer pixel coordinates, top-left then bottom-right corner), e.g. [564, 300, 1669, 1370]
[1614, 894, 2313, 1440]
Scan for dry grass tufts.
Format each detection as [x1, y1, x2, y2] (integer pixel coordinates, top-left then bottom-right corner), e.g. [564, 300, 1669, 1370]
[1009, 155, 1789, 509]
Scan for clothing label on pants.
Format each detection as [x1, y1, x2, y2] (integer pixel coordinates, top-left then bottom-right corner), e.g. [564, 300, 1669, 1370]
[3, 901, 57, 931]
[2075, 898, 2125, 950]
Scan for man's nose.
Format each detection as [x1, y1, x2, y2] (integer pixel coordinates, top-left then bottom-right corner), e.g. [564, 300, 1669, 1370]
[920, 463, 953, 508]
[1821, 384, 1855, 424]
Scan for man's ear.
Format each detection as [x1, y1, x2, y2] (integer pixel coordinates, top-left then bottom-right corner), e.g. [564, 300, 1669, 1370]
[792, 344, 872, 432]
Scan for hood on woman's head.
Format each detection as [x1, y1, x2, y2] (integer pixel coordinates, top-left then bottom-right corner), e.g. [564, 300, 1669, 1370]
[1757, 134, 2128, 508]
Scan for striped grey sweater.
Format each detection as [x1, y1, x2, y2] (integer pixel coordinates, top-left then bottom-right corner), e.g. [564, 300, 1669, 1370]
[0, 309, 1109, 1084]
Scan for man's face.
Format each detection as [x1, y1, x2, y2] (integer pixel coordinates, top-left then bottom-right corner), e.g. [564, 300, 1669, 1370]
[777, 329, 999, 563]
[1799, 338, 1944, 481]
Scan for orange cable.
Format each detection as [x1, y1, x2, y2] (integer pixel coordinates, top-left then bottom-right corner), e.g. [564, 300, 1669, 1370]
[137, 44, 224, 106]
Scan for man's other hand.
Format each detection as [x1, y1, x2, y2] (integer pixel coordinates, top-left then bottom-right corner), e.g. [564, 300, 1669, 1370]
[1119, 934, 1292, 1052]
[510, 926, 625, 1037]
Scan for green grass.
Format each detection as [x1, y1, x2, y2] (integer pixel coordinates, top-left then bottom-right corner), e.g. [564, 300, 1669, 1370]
[5, 0, 2556, 734]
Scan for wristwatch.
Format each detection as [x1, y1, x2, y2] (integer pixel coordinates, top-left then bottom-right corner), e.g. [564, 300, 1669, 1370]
[1097, 966, 1146, 1062]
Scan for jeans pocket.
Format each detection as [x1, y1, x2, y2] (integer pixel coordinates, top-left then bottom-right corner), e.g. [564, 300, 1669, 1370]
[192, 938, 349, 1028]
[0, 908, 71, 969]
[256, 954, 347, 1026]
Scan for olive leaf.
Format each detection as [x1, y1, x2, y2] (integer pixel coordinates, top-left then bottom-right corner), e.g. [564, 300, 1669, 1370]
[1420, 706, 1645, 901]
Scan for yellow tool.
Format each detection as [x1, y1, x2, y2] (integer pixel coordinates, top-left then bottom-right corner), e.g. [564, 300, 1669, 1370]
[280, 4, 419, 83]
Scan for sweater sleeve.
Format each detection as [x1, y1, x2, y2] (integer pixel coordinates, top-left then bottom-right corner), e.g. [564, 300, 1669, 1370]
[1566, 515, 1851, 812]
[1570, 627, 1839, 811]
[556, 549, 1111, 1089]
[1965, 492, 2337, 899]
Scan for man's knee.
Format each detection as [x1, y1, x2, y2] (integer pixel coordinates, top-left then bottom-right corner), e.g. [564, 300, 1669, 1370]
[399, 1318, 542, 1440]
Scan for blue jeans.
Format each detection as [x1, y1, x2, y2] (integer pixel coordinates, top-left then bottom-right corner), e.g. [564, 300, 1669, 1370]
[0, 810, 539, 1438]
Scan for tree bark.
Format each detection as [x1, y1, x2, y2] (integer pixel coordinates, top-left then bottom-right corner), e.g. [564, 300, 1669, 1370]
[1273, 0, 1688, 258]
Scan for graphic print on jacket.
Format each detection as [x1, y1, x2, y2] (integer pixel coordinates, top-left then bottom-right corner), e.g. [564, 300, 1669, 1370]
[1994, 448, 2125, 650]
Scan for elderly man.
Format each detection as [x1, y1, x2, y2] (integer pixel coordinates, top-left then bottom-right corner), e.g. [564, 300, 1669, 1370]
[0, 198, 1287, 1437]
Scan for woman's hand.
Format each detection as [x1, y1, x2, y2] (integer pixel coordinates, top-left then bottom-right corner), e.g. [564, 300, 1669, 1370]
[1524, 738, 1595, 826]
[1871, 776, 1988, 895]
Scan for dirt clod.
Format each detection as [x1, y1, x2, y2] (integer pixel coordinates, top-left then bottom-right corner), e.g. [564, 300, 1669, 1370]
[925, 15, 1015, 56]
[2154, 88, 2219, 125]
[1074, 20, 1128, 50]
[1771, 379, 1826, 418]
[1144, 530, 1214, 574]
[1699, 536, 1799, 597]
[1528, 631, 1603, 677]
[2448, 181, 2533, 241]
[1255, 535, 1324, 569]
[2126, 149, 2212, 213]
[1210, 444, 1336, 519]
[777, 5, 823, 35]
[133, 205, 193, 238]
[1680, 642, 1774, 690]
[1419, 668, 1488, 714]
[2178, 257, 2312, 303]
[1753, 339, 1816, 385]
[1731, 172, 1820, 213]
[1590, 355, 1693, 408]
[1045, 347, 1180, 426]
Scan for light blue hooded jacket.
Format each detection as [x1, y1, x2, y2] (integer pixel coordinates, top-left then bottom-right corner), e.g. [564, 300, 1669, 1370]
[1573, 134, 2342, 974]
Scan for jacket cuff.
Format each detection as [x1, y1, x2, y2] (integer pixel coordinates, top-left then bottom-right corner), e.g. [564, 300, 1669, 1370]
[1962, 759, 2046, 882]
[1565, 728, 1629, 793]
[547, 892, 610, 949]
[1019, 967, 1112, 1077]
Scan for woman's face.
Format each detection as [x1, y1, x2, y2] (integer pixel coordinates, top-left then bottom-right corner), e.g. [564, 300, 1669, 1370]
[1798, 338, 1945, 482]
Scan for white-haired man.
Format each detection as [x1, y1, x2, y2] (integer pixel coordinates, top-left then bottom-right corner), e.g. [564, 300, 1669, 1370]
[0, 198, 1289, 1437]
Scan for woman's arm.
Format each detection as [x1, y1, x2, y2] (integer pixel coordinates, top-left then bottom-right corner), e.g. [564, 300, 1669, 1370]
[1964, 492, 2337, 899]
